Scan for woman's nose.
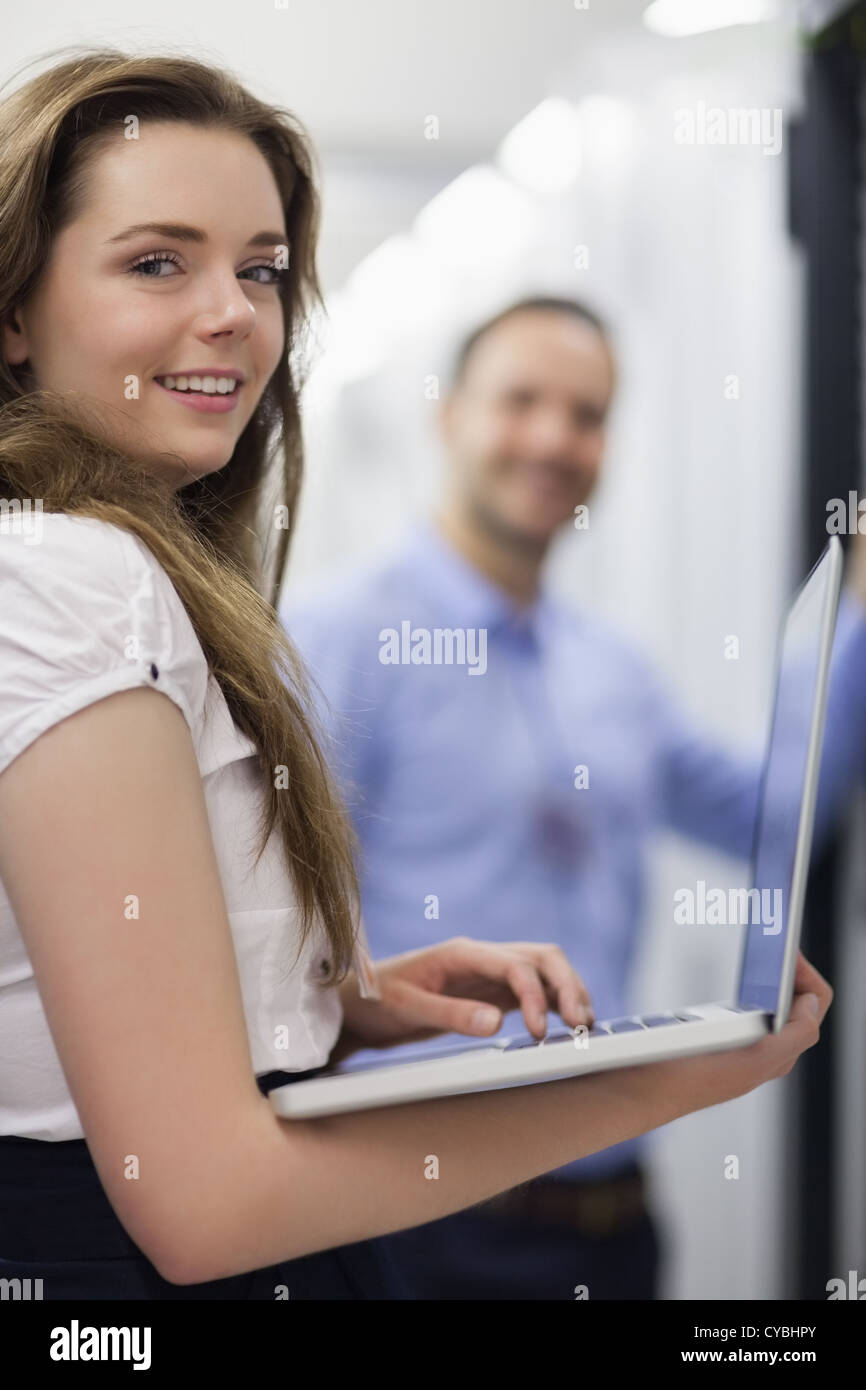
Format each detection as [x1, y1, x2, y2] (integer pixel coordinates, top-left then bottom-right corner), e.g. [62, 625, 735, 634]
[193, 273, 258, 338]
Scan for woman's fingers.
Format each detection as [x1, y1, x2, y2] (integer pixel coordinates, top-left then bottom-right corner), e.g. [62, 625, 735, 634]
[380, 974, 503, 1037]
[791, 951, 833, 1023]
[768, 952, 833, 1075]
[445, 938, 592, 1037]
[745, 962, 828, 1084]
[505, 942, 594, 1030]
[766, 987, 823, 1077]
[484, 956, 549, 1037]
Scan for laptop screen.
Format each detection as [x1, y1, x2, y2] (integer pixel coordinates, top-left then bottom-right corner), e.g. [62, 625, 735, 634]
[737, 542, 840, 1014]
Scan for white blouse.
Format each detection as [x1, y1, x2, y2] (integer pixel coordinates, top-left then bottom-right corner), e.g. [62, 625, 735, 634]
[0, 512, 343, 1140]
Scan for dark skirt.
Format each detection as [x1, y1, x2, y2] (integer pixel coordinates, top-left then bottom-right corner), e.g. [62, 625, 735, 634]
[0, 1068, 413, 1300]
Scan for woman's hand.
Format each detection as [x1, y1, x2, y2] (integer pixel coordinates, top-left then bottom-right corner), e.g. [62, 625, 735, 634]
[632, 951, 833, 1125]
[334, 936, 594, 1059]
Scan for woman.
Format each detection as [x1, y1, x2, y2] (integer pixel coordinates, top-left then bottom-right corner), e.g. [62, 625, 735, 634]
[0, 48, 831, 1300]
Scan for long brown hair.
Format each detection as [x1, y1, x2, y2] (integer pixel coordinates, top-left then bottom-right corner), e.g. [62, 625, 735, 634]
[0, 47, 360, 983]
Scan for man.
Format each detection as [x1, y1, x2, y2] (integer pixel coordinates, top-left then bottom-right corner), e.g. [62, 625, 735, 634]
[280, 296, 866, 1299]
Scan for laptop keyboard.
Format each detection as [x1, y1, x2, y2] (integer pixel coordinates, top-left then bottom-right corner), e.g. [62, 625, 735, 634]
[501, 1011, 703, 1050]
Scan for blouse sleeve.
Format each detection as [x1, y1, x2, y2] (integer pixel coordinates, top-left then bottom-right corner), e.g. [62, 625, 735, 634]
[0, 514, 207, 777]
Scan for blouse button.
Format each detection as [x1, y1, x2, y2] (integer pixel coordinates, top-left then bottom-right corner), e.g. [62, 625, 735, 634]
[149, 663, 160, 680]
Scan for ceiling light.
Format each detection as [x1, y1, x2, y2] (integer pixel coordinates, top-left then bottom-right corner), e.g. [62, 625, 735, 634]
[644, 0, 780, 37]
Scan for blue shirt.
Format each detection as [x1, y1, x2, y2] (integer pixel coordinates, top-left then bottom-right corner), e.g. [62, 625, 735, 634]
[280, 518, 866, 1180]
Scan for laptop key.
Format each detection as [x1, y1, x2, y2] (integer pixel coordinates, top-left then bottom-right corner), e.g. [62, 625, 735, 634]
[502, 1033, 546, 1051]
[604, 1018, 646, 1033]
[503, 1028, 575, 1051]
[544, 1027, 581, 1043]
[640, 1014, 683, 1027]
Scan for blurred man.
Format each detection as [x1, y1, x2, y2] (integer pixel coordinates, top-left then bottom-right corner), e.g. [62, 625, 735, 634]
[280, 297, 866, 1299]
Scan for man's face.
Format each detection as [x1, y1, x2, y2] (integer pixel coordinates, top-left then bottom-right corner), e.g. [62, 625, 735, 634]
[440, 309, 615, 545]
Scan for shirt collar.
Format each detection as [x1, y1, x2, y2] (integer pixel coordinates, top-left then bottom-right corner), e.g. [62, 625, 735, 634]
[401, 515, 556, 643]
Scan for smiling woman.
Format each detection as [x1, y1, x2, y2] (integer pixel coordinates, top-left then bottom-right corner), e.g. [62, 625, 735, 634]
[5, 126, 291, 484]
[0, 46, 833, 1304]
[0, 49, 360, 978]
[0, 48, 379, 1293]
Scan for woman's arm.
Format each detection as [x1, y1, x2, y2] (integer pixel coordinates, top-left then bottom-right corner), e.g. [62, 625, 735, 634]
[195, 956, 825, 1285]
[0, 686, 828, 1287]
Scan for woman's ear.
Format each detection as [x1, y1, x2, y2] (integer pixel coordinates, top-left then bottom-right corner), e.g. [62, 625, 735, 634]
[1, 310, 30, 366]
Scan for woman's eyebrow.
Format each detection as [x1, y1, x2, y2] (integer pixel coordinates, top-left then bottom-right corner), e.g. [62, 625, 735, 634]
[104, 221, 287, 248]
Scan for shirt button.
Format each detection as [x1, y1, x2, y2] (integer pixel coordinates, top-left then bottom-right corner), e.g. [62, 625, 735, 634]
[149, 662, 160, 680]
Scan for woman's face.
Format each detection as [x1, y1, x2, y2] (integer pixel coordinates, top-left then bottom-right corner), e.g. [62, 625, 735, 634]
[1, 121, 289, 488]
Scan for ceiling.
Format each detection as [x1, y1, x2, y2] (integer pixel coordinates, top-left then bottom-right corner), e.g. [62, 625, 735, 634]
[2, 0, 786, 286]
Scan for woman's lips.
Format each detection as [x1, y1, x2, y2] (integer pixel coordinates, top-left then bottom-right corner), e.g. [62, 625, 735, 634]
[154, 379, 240, 413]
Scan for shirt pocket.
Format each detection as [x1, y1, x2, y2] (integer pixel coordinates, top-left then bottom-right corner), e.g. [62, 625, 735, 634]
[198, 677, 259, 779]
[227, 906, 342, 1075]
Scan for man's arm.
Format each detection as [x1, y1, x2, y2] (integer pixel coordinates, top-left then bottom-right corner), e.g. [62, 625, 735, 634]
[655, 590, 866, 857]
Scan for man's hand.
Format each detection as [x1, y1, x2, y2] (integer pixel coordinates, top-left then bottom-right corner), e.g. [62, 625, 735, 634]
[333, 937, 594, 1060]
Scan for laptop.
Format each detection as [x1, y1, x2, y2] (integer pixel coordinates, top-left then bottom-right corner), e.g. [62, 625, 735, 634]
[270, 537, 843, 1120]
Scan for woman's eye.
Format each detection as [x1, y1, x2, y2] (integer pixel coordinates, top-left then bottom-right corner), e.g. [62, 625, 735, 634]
[240, 262, 285, 285]
[128, 251, 182, 278]
[127, 253, 285, 284]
